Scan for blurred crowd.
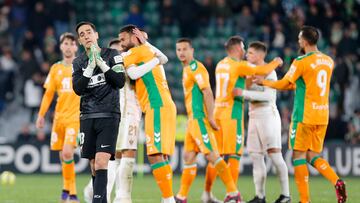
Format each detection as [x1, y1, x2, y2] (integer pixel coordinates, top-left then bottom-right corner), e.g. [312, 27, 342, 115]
[0, 0, 359, 144]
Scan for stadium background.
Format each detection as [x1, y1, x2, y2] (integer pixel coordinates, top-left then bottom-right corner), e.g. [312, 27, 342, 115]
[0, 0, 360, 201]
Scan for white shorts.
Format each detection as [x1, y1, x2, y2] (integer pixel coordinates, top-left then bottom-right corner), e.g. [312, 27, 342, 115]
[246, 111, 282, 153]
[116, 107, 141, 151]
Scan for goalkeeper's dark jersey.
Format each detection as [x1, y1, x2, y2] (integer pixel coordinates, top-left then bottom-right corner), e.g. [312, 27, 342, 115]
[72, 48, 125, 120]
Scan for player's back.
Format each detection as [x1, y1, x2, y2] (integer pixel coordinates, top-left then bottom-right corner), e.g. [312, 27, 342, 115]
[123, 44, 174, 112]
[290, 52, 334, 125]
[45, 61, 80, 122]
[214, 57, 245, 119]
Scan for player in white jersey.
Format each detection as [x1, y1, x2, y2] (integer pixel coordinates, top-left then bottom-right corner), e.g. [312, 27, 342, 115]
[84, 30, 168, 203]
[233, 41, 290, 203]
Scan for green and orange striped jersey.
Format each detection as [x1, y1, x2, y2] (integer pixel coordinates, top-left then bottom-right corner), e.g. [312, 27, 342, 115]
[122, 44, 174, 112]
[285, 51, 334, 125]
[182, 60, 211, 119]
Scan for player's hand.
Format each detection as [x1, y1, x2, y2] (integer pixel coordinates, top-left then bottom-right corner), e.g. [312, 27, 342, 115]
[208, 118, 219, 131]
[88, 44, 97, 69]
[94, 46, 111, 72]
[274, 57, 283, 67]
[252, 75, 265, 85]
[232, 88, 243, 97]
[36, 116, 45, 129]
[133, 28, 146, 44]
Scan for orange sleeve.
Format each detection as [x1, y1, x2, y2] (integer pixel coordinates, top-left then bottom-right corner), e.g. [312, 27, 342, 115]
[235, 60, 280, 77]
[263, 77, 295, 90]
[38, 88, 55, 117]
[284, 59, 303, 84]
[43, 66, 56, 91]
[193, 64, 210, 90]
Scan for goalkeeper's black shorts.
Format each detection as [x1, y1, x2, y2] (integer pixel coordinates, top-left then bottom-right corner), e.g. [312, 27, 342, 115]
[79, 117, 120, 160]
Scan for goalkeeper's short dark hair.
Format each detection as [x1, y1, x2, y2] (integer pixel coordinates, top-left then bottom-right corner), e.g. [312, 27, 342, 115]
[60, 32, 76, 44]
[176, 38, 192, 47]
[119, 24, 138, 34]
[75, 21, 96, 35]
[249, 41, 267, 53]
[108, 38, 120, 47]
[300, 25, 319, 45]
[225, 36, 244, 51]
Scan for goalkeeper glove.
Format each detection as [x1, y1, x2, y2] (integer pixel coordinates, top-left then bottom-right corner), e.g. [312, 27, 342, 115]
[93, 47, 110, 72]
[83, 45, 96, 78]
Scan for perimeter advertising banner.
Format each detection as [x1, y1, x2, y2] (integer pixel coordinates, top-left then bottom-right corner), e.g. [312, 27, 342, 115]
[1, 142, 360, 176]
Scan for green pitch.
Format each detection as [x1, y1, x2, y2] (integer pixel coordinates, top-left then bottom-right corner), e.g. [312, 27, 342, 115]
[1, 174, 358, 202]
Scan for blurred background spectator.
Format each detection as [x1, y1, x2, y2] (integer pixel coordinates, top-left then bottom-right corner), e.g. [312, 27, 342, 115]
[0, 0, 359, 144]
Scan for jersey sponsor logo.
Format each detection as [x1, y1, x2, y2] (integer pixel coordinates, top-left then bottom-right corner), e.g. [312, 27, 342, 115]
[87, 73, 106, 88]
[154, 132, 161, 143]
[100, 144, 110, 148]
[312, 102, 329, 110]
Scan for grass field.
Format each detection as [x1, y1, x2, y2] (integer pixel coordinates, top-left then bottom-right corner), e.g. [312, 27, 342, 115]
[0, 174, 358, 203]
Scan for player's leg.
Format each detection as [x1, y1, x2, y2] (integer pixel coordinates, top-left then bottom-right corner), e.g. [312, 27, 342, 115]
[306, 125, 346, 203]
[50, 122, 70, 202]
[221, 118, 243, 186]
[93, 117, 120, 203]
[199, 119, 241, 203]
[202, 118, 222, 202]
[247, 117, 266, 203]
[114, 150, 136, 203]
[83, 179, 93, 203]
[290, 122, 310, 203]
[62, 124, 80, 203]
[175, 122, 200, 202]
[175, 151, 198, 202]
[260, 114, 290, 203]
[114, 112, 140, 203]
[146, 106, 176, 203]
[79, 119, 96, 203]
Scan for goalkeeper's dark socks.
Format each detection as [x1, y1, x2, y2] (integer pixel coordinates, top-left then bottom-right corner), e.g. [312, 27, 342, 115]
[93, 169, 107, 203]
[92, 175, 96, 188]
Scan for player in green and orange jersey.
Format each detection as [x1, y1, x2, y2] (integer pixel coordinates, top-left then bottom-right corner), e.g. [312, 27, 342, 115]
[175, 38, 242, 203]
[255, 26, 347, 203]
[36, 33, 80, 203]
[119, 24, 177, 203]
[203, 36, 282, 202]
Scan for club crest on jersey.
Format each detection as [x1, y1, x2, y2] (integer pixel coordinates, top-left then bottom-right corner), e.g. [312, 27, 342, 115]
[190, 61, 198, 71]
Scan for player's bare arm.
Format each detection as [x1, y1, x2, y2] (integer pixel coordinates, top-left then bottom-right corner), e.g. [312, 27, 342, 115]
[202, 87, 219, 131]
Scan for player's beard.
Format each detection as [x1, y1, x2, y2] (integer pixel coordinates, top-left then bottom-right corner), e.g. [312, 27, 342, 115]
[122, 42, 136, 52]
